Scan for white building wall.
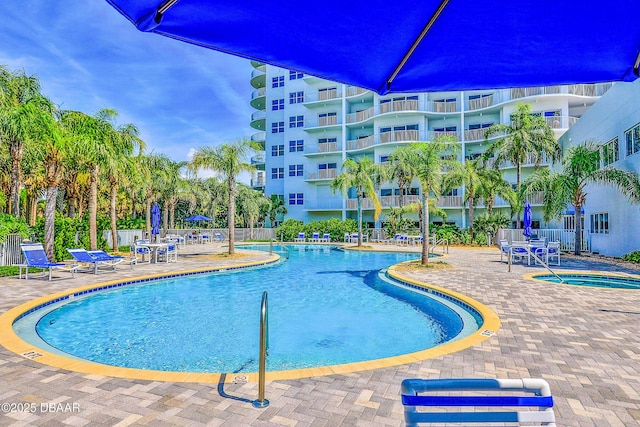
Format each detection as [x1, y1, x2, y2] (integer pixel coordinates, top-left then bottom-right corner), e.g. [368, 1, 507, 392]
[558, 80, 640, 256]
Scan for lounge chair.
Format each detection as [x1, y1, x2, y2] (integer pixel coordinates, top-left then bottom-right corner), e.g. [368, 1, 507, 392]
[547, 241, 561, 266]
[309, 232, 320, 242]
[67, 248, 119, 274]
[509, 241, 531, 265]
[401, 378, 556, 426]
[201, 233, 211, 244]
[320, 233, 331, 243]
[157, 243, 178, 263]
[383, 234, 402, 245]
[343, 232, 351, 243]
[294, 232, 305, 242]
[132, 241, 151, 263]
[88, 250, 133, 269]
[17, 243, 77, 281]
[499, 239, 509, 262]
[214, 232, 225, 242]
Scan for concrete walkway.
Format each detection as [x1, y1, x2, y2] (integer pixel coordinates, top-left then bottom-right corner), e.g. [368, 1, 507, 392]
[1, 243, 639, 426]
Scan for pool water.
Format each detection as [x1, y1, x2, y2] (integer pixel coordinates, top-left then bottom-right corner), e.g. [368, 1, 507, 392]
[534, 273, 640, 289]
[23, 246, 480, 373]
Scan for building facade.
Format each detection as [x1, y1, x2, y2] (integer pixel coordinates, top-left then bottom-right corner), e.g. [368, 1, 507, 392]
[250, 60, 611, 229]
[557, 79, 640, 257]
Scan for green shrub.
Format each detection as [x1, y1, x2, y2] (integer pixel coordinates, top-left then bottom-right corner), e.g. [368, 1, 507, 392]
[622, 250, 640, 264]
[32, 214, 109, 261]
[116, 218, 146, 229]
[473, 212, 511, 240]
[430, 223, 472, 245]
[0, 214, 31, 243]
[275, 218, 359, 242]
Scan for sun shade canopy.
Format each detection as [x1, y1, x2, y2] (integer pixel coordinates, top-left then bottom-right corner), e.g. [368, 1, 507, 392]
[105, 0, 640, 94]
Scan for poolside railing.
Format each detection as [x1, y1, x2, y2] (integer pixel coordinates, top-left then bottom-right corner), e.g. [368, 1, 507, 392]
[497, 229, 590, 253]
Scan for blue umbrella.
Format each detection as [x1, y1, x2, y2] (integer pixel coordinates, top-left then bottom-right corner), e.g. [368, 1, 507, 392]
[151, 203, 161, 237]
[523, 200, 532, 239]
[185, 215, 212, 221]
[105, 1, 640, 94]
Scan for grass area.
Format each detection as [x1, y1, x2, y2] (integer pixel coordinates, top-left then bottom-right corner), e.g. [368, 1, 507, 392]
[0, 266, 44, 277]
[395, 260, 451, 271]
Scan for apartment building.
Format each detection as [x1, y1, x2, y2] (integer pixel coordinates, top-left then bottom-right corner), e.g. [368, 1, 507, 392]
[557, 79, 640, 257]
[249, 60, 611, 228]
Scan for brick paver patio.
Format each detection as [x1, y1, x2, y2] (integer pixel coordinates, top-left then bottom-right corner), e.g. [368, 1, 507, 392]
[1, 243, 639, 426]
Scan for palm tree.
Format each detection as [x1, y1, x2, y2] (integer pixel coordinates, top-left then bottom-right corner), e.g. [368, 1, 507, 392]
[189, 139, 255, 255]
[330, 157, 382, 248]
[387, 147, 417, 207]
[160, 160, 190, 230]
[0, 67, 46, 217]
[441, 159, 481, 235]
[484, 103, 560, 227]
[523, 142, 640, 255]
[478, 169, 515, 215]
[404, 138, 456, 265]
[267, 194, 287, 227]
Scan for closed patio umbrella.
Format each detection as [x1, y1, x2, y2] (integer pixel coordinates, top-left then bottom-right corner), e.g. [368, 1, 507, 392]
[104, 1, 640, 94]
[523, 200, 532, 239]
[151, 203, 161, 242]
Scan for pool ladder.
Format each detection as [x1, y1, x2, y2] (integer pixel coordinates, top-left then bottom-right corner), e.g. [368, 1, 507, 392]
[253, 291, 269, 408]
[508, 245, 564, 283]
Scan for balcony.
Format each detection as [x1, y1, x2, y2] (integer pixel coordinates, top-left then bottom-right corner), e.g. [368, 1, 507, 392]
[304, 115, 342, 130]
[250, 65, 266, 89]
[250, 176, 265, 189]
[251, 154, 265, 170]
[304, 88, 342, 105]
[437, 196, 464, 208]
[346, 86, 370, 97]
[347, 195, 420, 210]
[305, 169, 337, 181]
[380, 99, 420, 114]
[250, 111, 266, 130]
[250, 87, 266, 110]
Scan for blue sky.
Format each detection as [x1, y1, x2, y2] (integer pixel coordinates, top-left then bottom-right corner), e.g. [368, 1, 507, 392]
[0, 1, 254, 163]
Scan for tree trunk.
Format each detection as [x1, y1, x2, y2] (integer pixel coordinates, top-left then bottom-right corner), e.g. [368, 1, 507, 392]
[89, 164, 99, 250]
[515, 163, 522, 228]
[163, 206, 169, 237]
[169, 200, 175, 229]
[44, 185, 57, 261]
[145, 198, 152, 240]
[68, 195, 77, 219]
[110, 181, 118, 251]
[9, 139, 24, 217]
[574, 204, 582, 256]
[227, 178, 236, 255]
[29, 193, 38, 226]
[421, 192, 430, 265]
[468, 202, 475, 237]
[357, 195, 363, 247]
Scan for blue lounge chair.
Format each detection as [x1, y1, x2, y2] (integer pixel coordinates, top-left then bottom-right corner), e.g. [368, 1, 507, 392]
[401, 378, 556, 426]
[67, 248, 119, 274]
[18, 243, 77, 281]
[294, 232, 305, 242]
[214, 232, 225, 242]
[309, 232, 320, 242]
[320, 233, 331, 243]
[88, 250, 133, 269]
[157, 243, 178, 263]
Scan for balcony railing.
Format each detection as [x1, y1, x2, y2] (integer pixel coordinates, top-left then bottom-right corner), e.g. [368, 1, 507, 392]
[251, 131, 266, 143]
[251, 177, 266, 188]
[346, 107, 375, 123]
[306, 116, 341, 128]
[438, 196, 464, 207]
[306, 169, 337, 180]
[347, 195, 419, 210]
[346, 86, 369, 97]
[379, 99, 419, 114]
[346, 135, 375, 150]
[467, 94, 496, 110]
[251, 88, 266, 100]
[318, 141, 339, 152]
[251, 111, 266, 121]
[430, 100, 458, 113]
[305, 88, 342, 103]
[251, 154, 265, 164]
[306, 199, 343, 210]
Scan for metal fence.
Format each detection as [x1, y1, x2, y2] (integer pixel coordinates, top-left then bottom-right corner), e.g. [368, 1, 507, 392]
[0, 234, 26, 266]
[102, 228, 277, 248]
[497, 228, 590, 253]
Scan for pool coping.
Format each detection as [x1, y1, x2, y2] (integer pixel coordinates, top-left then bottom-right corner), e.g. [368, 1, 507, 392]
[0, 250, 500, 384]
[524, 269, 640, 290]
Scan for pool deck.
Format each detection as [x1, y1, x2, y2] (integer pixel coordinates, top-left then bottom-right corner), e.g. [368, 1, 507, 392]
[1, 243, 640, 426]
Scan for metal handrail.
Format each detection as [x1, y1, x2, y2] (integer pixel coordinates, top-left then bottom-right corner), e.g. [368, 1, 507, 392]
[253, 291, 269, 408]
[508, 245, 564, 283]
[429, 237, 449, 254]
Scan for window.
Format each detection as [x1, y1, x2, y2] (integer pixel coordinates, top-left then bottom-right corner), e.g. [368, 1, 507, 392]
[288, 193, 304, 205]
[563, 215, 584, 231]
[590, 212, 609, 234]
[289, 140, 304, 152]
[289, 70, 303, 80]
[289, 115, 304, 128]
[318, 137, 337, 144]
[271, 99, 284, 110]
[271, 121, 284, 133]
[289, 164, 303, 177]
[289, 91, 304, 104]
[444, 189, 459, 196]
[625, 123, 640, 156]
[318, 162, 337, 170]
[318, 112, 337, 126]
[468, 93, 492, 100]
[271, 144, 284, 156]
[271, 167, 284, 179]
[318, 86, 338, 100]
[602, 137, 619, 167]
[271, 76, 284, 88]
[468, 123, 493, 130]
[379, 155, 389, 163]
[380, 189, 393, 197]
[433, 126, 457, 132]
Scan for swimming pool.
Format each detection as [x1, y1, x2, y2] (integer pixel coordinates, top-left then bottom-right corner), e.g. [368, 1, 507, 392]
[12, 246, 485, 375]
[532, 272, 640, 289]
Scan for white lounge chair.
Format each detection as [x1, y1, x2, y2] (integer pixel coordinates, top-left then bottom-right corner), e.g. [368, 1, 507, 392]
[294, 232, 305, 242]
